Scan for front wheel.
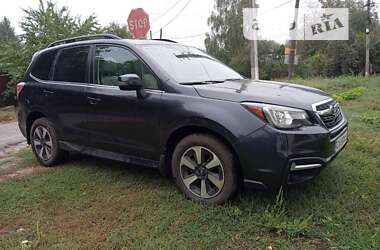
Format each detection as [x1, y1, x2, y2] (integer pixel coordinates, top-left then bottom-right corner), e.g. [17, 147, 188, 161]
[171, 134, 239, 205]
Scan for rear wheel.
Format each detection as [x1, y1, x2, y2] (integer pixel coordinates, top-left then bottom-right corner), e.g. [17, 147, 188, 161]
[171, 134, 239, 204]
[30, 118, 67, 167]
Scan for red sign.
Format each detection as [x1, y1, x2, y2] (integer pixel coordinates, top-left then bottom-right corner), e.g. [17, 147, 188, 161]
[128, 8, 150, 39]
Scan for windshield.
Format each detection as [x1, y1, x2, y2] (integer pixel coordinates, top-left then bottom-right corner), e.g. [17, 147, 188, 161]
[138, 44, 243, 84]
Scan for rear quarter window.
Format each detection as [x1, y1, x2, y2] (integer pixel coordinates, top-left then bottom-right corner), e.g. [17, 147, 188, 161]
[53, 46, 90, 83]
[31, 50, 57, 80]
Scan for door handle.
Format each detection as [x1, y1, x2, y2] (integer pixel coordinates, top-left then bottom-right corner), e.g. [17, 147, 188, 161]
[42, 89, 54, 96]
[87, 96, 101, 105]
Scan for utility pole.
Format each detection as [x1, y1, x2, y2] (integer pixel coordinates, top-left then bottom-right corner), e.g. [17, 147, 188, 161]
[365, 0, 371, 77]
[287, 0, 300, 80]
[250, 0, 259, 80]
[160, 28, 163, 39]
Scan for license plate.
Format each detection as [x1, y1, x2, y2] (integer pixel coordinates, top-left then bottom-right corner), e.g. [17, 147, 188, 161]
[335, 130, 348, 152]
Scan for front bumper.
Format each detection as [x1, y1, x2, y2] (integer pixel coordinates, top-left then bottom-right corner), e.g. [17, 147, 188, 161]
[235, 119, 348, 190]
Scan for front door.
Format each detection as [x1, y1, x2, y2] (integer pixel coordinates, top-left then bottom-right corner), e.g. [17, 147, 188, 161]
[85, 45, 162, 160]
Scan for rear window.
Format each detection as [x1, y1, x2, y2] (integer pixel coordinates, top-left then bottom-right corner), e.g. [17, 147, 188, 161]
[31, 50, 57, 80]
[53, 46, 90, 83]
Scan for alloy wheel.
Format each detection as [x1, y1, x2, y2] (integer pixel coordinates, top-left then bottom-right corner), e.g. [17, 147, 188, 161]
[33, 126, 53, 161]
[179, 146, 225, 199]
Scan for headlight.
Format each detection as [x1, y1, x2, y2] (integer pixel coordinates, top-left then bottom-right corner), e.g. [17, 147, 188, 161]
[242, 102, 312, 129]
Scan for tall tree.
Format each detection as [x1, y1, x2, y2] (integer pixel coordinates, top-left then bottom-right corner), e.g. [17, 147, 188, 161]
[0, 0, 100, 100]
[0, 17, 17, 42]
[297, 0, 380, 77]
[205, 0, 287, 79]
[103, 22, 132, 39]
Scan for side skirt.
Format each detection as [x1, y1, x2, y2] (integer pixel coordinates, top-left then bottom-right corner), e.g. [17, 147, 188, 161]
[59, 141, 160, 169]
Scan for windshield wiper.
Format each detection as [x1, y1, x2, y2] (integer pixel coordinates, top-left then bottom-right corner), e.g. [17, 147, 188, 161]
[223, 78, 244, 81]
[180, 78, 244, 85]
[180, 80, 225, 85]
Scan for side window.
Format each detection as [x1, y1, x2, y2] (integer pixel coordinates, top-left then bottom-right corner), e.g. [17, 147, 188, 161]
[53, 46, 89, 83]
[31, 50, 57, 80]
[95, 45, 159, 89]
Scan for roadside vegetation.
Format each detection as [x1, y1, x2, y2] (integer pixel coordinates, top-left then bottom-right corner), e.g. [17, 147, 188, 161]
[0, 106, 16, 123]
[0, 110, 16, 124]
[0, 1, 132, 103]
[0, 76, 379, 249]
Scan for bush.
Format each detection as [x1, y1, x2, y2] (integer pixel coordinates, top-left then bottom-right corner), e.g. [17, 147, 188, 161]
[333, 87, 366, 103]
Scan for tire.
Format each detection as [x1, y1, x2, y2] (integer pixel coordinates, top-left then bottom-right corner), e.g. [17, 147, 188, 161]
[171, 134, 239, 205]
[30, 118, 67, 167]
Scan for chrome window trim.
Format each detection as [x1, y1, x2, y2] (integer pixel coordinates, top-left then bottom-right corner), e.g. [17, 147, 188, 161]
[87, 83, 165, 93]
[30, 74, 87, 87]
[30, 74, 165, 93]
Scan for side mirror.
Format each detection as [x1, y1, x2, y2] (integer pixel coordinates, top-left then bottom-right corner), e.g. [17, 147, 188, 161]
[118, 74, 148, 99]
[118, 74, 143, 91]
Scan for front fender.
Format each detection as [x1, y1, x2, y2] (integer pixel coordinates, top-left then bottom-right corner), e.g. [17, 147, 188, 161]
[159, 92, 266, 150]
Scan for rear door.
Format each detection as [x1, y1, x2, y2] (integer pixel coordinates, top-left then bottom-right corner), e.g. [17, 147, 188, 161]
[84, 44, 162, 160]
[38, 45, 90, 145]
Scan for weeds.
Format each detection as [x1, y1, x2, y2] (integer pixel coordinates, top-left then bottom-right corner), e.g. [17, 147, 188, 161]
[333, 87, 366, 103]
[256, 188, 312, 238]
[361, 110, 380, 128]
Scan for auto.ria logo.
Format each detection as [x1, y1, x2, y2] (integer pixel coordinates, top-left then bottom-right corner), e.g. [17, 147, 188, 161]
[243, 8, 349, 41]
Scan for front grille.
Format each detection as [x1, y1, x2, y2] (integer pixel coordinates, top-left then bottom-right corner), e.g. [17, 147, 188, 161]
[315, 100, 343, 129]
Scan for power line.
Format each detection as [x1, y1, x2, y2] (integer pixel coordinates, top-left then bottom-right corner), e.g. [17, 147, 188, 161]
[153, 0, 192, 35]
[260, 0, 295, 15]
[152, 0, 184, 22]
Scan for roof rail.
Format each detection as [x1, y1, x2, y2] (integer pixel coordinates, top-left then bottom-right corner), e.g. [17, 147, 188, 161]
[151, 38, 178, 43]
[47, 34, 122, 48]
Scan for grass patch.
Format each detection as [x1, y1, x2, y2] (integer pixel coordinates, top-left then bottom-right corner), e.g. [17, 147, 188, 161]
[333, 87, 366, 103]
[0, 110, 16, 123]
[0, 76, 379, 249]
[361, 110, 380, 128]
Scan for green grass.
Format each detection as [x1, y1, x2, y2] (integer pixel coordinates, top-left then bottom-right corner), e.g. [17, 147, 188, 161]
[1, 76, 380, 249]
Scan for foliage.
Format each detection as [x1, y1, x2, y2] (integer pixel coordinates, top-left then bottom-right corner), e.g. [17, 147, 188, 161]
[205, 0, 287, 79]
[297, 0, 380, 77]
[206, 0, 380, 79]
[0, 17, 17, 43]
[0, 0, 100, 101]
[103, 22, 132, 39]
[333, 86, 366, 102]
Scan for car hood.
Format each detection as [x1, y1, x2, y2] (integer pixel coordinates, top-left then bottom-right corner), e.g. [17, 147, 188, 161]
[193, 79, 331, 111]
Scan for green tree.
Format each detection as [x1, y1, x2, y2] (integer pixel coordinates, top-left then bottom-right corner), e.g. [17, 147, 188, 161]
[205, 0, 287, 79]
[297, 0, 380, 77]
[0, 0, 100, 100]
[206, 0, 380, 79]
[0, 17, 17, 43]
[103, 22, 132, 39]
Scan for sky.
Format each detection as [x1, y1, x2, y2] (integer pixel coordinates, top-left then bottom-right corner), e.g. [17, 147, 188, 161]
[1, 0, 380, 48]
